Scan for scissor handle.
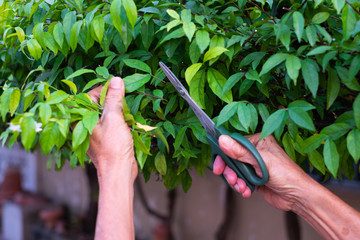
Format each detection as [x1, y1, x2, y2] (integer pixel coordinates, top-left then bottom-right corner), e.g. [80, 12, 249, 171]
[207, 126, 269, 192]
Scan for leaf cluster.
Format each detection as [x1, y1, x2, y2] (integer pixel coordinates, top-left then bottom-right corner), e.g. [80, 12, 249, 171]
[0, 0, 360, 191]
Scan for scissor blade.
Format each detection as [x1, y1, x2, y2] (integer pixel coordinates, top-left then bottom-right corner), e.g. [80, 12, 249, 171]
[159, 62, 217, 139]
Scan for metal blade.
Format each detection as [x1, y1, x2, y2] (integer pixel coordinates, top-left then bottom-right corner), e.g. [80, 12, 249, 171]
[159, 62, 217, 139]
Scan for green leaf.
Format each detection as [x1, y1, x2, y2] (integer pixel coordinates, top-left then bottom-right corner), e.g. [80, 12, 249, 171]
[9, 89, 20, 115]
[66, 69, 95, 80]
[207, 68, 233, 103]
[308, 150, 326, 174]
[182, 22, 196, 42]
[53, 22, 64, 49]
[239, 52, 266, 69]
[132, 130, 151, 155]
[217, 102, 238, 126]
[323, 138, 339, 177]
[40, 121, 61, 154]
[327, 69, 340, 110]
[43, 32, 58, 55]
[96, 67, 110, 79]
[83, 111, 99, 134]
[260, 109, 287, 140]
[123, 0, 137, 28]
[27, 39, 42, 60]
[221, 72, 244, 97]
[123, 73, 151, 93]
[288, 107, 315, 131]
[185, 63, 202, 84]
[46, 90, 69, 104]
[167, 19, 181, 32]
[347, 128, 360, 163]
[301, 59, 319, 97]
[354, 94, 360, 129]
[288, 100, 315, 111]
[315, 25, 332, 43]
[237, 102, 251, 132]
[70, 21, 82, 52]
[83, 78, 106, 92]
[245, 69, 261, 83]
[332, 0, 345, 14]
[203, 47, 228, 62]
[111, 0, 124, 34]
[293, 11, 304, 42]
[189, 69, 206, 109]
[285, 55, 301, 84]
[322, 51, 337, 72]
[21, 117, 36, 151]
[100, 79, 111, 107]
[303, 134, 327, 153]
[181, 170, 192, 192]
[39, 103, 52, 124]
[259, 53, 288, 76]
[305, 25, 317, 47]
[307, 46, 333, 56]
[72, 120, 88, 150]
[61, 80, 77, 94]
[282, 132, 296, 160]
[174, 127, 187, 151]
[158, 28, 185, 46]
[155, 151, 167, 175]
[196, 30, 210, 54]
[15, 27, 25, 43]
[258, 103, 269, 122]
[342, 4, 356, 40]
[311, 12, 330, 24]
[163, 121, 176, 138]
[92, 15, 104, 44]
[123, 59, 152, 74]
[167, 9, 180, 20]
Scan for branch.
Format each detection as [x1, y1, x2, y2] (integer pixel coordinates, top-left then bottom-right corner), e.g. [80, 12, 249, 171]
[248, 1, 276, 24]
[345, 0, 360, 16]
[134, 91, 168, 102]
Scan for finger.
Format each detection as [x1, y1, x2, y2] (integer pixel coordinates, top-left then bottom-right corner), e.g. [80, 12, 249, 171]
[102, 77, 126, 122]
[235, 178, 247, 193]
[218, 135, 254, 164]
[223, 166, 237, 185]
[87, 85, 103, 103]
[213, 155, 226, 175]
[242, 187, 252, 198]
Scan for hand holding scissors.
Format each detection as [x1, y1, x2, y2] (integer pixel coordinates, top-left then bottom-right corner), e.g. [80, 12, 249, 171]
[159, 62, 269, 192]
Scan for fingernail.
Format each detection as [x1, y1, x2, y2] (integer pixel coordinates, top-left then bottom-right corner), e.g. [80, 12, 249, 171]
[110, 77, 122, 89]
[234, 184, 240, 192]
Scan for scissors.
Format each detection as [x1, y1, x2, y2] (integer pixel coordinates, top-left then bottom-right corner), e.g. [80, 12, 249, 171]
[159, 62, 269, 192]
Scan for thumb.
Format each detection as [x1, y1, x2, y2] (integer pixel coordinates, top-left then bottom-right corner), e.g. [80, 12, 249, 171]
[219, 135, 256, 166]
[102, 77, 126, 120]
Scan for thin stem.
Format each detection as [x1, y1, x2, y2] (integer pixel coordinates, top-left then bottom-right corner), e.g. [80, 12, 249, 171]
[229, 0, 251, 26]
[151, 74, 166, 84]
[248, 1, 276, 24]
[76, 9, 109, 14]
[130, 128, 156, 138]
[242, 30, 257, 46]
[345, 0, 360, 16]
[134, 91, 168, 102]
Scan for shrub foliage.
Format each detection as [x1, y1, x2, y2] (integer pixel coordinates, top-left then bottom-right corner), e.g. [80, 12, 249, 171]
[0, 0, 359, 191]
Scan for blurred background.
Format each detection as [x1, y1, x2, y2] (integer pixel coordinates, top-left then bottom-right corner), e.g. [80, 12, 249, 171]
[0, 144, 360, 240]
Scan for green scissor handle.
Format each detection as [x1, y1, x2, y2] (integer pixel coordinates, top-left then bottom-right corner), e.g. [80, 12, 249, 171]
[207, 126, 269, 192]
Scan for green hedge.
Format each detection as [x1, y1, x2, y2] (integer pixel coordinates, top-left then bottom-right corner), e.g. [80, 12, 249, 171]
[0, 0, 359, 191]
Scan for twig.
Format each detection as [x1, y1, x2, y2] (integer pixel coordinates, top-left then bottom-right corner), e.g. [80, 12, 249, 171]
[248, 1, 276, 24]
[229, 0, 251, 26]
[134, 91, 168, 102]
[130, 128, 156, 138]
[242, 30, 257, 46]
[76, 9, 109, 14]
[345, 0, 360, 16]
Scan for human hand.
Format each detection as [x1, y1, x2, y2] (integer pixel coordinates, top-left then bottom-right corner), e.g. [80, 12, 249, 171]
[87, 77, 138, 184]
[213, 133, 312, 211]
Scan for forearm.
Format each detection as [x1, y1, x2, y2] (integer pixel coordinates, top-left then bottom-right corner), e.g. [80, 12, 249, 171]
[292, 179, 360, 240]
[95, 170, 135, 240]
